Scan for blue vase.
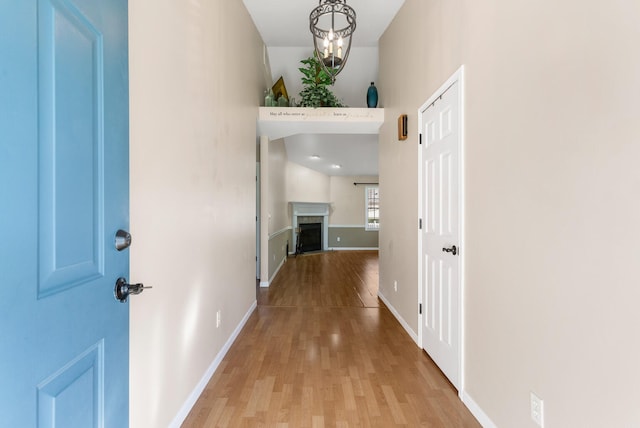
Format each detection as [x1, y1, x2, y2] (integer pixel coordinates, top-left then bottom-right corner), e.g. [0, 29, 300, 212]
[366, 82, 378, 108]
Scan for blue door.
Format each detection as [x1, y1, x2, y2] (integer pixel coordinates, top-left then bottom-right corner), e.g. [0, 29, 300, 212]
[0, 0, 130, 426]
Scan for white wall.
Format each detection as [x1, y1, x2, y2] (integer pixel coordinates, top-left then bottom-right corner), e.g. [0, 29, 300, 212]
[379, 0, 640, 426]
[268, 46, 379, 108]
[128, 1, 265, 427]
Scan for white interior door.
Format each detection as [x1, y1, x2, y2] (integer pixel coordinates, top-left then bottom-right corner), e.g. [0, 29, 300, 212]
[419, 73, 463, 390]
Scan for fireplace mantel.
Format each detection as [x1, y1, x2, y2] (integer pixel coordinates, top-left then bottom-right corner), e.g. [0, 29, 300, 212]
[291, 202, 330, 217]
[290, 202, 330, 252]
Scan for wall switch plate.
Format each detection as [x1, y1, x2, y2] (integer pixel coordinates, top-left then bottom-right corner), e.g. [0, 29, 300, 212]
[216, 310, 221, 328]
[530, 392, 544, 427]
[394, 280, 398, 292]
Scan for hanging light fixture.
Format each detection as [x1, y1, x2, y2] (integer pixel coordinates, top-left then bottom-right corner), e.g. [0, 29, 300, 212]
[309, 0, 356, 83]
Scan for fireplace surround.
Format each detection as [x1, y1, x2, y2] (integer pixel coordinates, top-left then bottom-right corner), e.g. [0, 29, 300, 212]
[290, 202, 330, 253]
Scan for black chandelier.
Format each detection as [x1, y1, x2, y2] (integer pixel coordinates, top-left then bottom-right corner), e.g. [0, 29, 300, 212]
[309, 0, 356, 83]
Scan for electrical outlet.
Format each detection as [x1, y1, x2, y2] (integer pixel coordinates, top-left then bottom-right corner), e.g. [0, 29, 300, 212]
[394, 280, 398, 292]
[530, 392, 544, 427]
[337, 236, 341, 242]
[216, 310, 221, 328]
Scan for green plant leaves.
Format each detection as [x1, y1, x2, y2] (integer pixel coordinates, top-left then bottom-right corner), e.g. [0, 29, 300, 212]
[298, 55, 345, 108]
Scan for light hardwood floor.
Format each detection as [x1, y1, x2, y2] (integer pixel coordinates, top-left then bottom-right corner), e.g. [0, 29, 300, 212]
[182, 251, 480, 427]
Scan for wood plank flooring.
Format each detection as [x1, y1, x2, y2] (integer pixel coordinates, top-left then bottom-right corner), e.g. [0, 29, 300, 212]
[182, 251, 480, 427]
[257, 251, 381, 308]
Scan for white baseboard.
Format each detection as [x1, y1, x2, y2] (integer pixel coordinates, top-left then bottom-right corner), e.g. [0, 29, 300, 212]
[168, 300, 258, 428]
[167, 296, 495, 428]
[266, 256, 286, 286]
[462, 391, 497, 428]
[377, 291, 418, 344]
[378, 293, 495, 427]
[260, 256, 287, 288]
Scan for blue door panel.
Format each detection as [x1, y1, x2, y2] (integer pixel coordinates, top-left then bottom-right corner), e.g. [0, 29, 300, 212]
[37, 342, 103, 428]
[38, 0, 105, 297]
[0, 0, 129, 426]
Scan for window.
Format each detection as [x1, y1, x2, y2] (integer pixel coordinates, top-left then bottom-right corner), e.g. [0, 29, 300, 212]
[365, 186, 379, 230]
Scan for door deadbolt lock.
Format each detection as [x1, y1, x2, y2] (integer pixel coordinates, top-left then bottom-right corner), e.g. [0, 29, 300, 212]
[114, 277, 151, 303]
[115, 229, 132, 251]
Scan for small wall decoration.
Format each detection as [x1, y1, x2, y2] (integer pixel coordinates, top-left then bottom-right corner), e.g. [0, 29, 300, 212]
[398, 114, 408, 140]
[271, 76, 289, 104]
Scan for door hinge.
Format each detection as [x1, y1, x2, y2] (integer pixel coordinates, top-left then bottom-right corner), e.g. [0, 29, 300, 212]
[419, 303, 422, 314]
[419, 133, 422, 145]
[419, 218, 422, 229]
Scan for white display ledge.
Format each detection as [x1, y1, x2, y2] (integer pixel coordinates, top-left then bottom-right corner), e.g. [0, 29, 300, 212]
[258, 107, 384, 140]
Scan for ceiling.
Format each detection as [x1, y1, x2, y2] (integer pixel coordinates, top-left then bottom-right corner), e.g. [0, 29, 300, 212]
[242, 0, 405, 48]
[285, 134, 378, 176]
[243, 0, 405, 176]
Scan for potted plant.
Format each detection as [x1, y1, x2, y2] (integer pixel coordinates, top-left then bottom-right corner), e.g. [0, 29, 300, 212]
[298, 54, 345, 107]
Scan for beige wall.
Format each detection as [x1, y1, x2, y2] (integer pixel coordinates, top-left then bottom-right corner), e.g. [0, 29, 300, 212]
[263, 149, 332, 279]
[286, 161, 331, 204]
[128, 1, 264, 427]
[329, 175, 379, 225]
[266, 139, 290, 280]
[268, 156, 373, 235]
[267, 147, 331, 239]
[265, 161, 378, 271]
[267, 230, 290, 279]
[268, 138, 288, 234]
[380, 0, 640, 426]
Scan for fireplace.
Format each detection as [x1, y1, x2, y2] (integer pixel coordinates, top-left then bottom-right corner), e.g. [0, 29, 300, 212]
[290, 202, 330, 254]
[299, 223, 322, 252]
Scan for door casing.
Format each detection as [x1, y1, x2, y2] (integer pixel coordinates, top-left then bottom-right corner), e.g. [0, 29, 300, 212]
[417, 65, 466, 395]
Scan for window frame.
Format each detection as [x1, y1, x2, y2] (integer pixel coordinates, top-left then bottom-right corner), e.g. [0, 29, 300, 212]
[364, 185, 379, 231]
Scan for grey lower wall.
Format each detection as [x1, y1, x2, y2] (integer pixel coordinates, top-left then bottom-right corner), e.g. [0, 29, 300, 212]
[268, 229, 290, 280]
[328, 226, 378, 249]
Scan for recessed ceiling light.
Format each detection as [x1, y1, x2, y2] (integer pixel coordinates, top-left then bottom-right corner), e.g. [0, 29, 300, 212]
[332, 164, 342, 169]
[310, 154, 320, 159]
